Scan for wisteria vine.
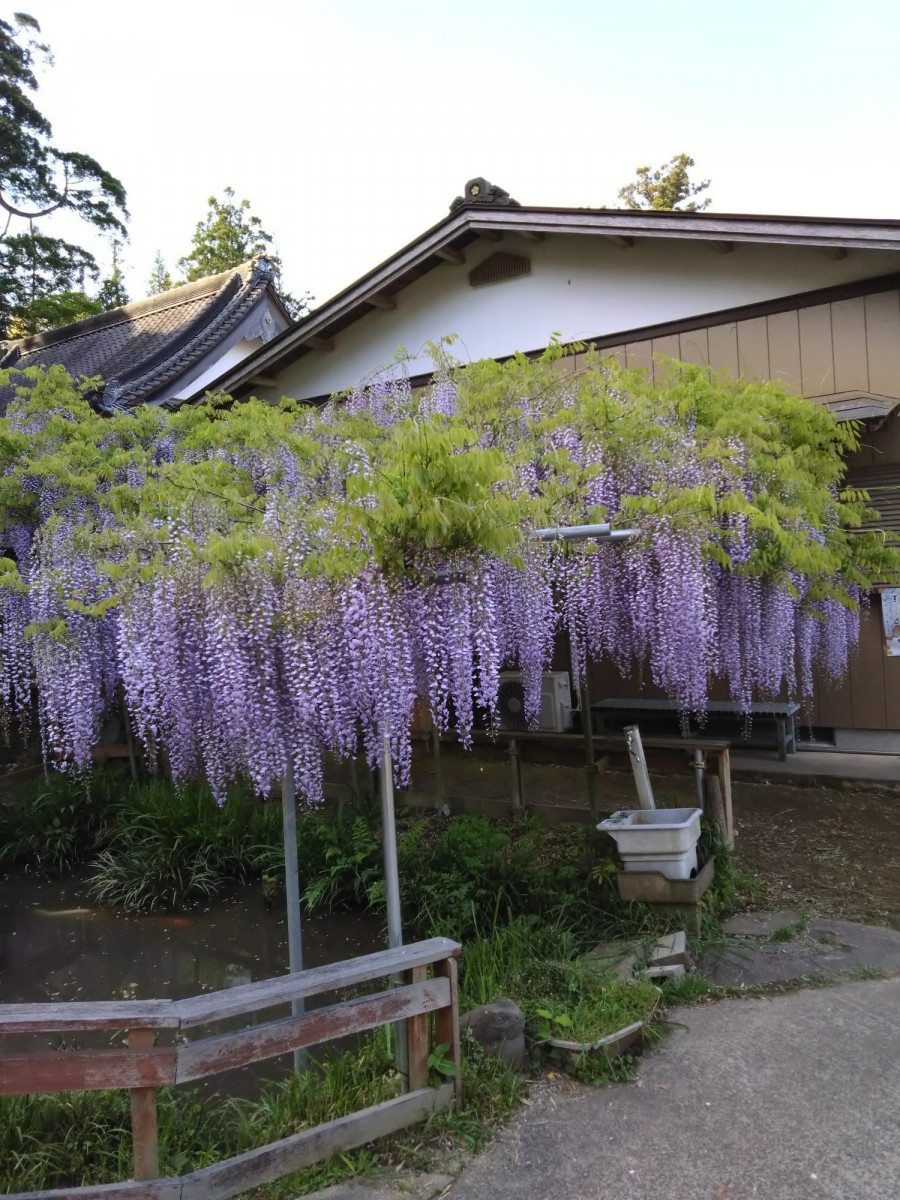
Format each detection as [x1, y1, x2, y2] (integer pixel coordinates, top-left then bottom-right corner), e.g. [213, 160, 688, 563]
[0, 350, 894, 800]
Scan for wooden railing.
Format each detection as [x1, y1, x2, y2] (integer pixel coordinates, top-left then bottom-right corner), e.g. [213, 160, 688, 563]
[0, 937, 462, 1200]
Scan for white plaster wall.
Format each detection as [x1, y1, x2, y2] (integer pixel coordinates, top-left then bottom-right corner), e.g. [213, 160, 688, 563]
[175, 339, 261, 400]
[266, 236, 900, 402]
[170, 296, 291, 402]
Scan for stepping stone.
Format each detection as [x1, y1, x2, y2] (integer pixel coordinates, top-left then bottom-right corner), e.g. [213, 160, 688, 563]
[721, 910, 804, 938]
[582, 940, 643, 978]
[649, 931, 687, 966]
[698, 918, 900, 987]
[645, 962, 686, 981]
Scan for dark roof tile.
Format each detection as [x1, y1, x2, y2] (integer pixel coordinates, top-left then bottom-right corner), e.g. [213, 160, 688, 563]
[0, 260, 279, 413]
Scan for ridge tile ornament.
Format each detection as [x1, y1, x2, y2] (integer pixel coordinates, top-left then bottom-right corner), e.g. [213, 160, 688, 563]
[450, 178, 521, 210]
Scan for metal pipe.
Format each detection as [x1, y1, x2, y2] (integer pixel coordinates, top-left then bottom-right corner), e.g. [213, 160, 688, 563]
[623, 725, 655, 810]
[380, 727, 409, 1091]
[693, 748, 706, 809]
[281, 760, 306, 1072]
[532, 524, 637, 542]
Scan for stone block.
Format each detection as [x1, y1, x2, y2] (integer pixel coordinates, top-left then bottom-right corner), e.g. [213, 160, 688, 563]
[460, 997, 526, 1069]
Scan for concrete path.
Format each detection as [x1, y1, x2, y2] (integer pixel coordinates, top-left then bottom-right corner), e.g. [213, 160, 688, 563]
[732, 748, 900, 788]
[446, 977, 900, 1200]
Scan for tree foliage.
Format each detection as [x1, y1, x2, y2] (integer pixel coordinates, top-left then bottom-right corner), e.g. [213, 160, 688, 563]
[6, 289, 101, 337]
[0, 348, 895, 796]
[96, 240, 129, 311]
[617, 153, 711, 211]
[0, 13, 128, 336]
[177, 187, 310, 317]
[147, 251, 173, 296]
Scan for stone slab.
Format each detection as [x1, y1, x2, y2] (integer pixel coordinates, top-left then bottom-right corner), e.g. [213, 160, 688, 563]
[699, 918, 900, 987]
[721, 909, 805, 937]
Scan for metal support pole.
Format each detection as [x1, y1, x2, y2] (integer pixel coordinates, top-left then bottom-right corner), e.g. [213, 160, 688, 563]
[281, 761, 306, 1072]
[692, 749, 706, 810]
[380, 728, 409, 1091]
[624, 725, 655, 810]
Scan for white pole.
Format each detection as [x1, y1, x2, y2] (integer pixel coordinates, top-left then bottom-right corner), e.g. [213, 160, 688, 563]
[380, 726, 409, 1091]
[624, 725, 656, 810]
[281, 760, 306, 1071]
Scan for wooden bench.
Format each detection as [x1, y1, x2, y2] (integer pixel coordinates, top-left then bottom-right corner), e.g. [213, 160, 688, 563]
[591, 699, 801, 761]
[0, 938, 462, 1200]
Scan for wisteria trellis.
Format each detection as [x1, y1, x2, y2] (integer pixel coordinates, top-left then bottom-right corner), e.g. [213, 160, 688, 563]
[0, 348, 894, 800]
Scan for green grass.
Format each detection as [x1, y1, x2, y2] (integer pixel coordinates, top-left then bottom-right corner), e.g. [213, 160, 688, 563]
[0, 1034, 523, 1197]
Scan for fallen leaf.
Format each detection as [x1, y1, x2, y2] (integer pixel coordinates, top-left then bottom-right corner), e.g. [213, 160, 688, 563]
[716, 1184, 730, 1199]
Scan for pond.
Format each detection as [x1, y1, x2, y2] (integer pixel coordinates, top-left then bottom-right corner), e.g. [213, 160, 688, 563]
[0, 871, 385, 1094]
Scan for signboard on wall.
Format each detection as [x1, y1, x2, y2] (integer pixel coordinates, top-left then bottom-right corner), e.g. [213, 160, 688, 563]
[881, 588, 900, 657]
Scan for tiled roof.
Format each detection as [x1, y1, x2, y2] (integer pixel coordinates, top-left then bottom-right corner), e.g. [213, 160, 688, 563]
[0, 259, 277, 413]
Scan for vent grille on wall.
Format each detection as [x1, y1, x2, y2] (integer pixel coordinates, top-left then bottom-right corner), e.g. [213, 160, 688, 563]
[844, 464, 900, 534]
[468, 251, 531, 289]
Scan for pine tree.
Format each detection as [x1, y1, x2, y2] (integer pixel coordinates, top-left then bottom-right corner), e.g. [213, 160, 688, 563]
[147, 251, 173, 296]
[177, 187, 272, 281]
[176, 187, 311, 318]
[97, 241, 130, 311]
[0, 14, 128, 335]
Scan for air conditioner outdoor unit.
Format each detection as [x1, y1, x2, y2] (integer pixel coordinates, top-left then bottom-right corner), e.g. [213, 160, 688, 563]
[497, 671, 574, 733]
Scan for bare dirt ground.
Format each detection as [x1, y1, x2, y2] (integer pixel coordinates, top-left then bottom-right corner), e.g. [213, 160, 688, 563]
[407, 744, 900, 928]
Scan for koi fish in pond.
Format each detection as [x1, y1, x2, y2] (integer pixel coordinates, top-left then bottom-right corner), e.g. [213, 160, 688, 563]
[34, 908, 193, 928]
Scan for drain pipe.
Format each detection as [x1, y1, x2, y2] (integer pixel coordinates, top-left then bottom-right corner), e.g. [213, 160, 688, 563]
[624, 725, 655, 810]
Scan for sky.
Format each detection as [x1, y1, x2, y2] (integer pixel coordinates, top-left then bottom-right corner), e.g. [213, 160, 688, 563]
[20, 0, 900, 309]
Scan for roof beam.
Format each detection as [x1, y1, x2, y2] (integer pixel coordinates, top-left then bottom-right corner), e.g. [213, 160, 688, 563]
[304, 336, 335, 351]
[481, 230, 504, 242]
[828, 247, 848, 260]
[366, 292, 396, 309]
[249, 375, 278, 387]
[435, 246, 465, 265]
[518, 230, 544, 242]
[604, 234, 634, 248]
[709, 240, 735, 254]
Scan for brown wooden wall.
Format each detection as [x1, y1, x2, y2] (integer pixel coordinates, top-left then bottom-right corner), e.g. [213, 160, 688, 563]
[568, 287, 900, 733]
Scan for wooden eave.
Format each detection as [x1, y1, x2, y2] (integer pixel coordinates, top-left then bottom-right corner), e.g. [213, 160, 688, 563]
[193, 208, 900, 402]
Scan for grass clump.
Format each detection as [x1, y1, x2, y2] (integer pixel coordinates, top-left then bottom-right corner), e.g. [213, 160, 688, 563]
[0, 1034, 522, 1196]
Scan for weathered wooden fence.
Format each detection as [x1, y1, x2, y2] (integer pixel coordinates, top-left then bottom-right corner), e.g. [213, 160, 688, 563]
[0, 937, 462, 1200]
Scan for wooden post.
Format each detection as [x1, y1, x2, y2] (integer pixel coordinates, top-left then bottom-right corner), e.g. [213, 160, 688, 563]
[508, 738, 523, 810]
[127, 1029, 159, 1181]
[579, 677, 600, 821]
[716, 748, 735, 847]
[406, 964, 430, 1091]
[703, 772, 728, 846]
[432, 728, 445, 811]
[434, 957, 462, 1110]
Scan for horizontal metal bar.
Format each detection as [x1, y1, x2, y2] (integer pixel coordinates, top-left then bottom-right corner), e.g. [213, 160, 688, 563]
[532, 523, 637, 541]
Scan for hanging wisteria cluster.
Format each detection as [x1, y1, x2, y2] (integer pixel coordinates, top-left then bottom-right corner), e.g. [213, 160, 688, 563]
[0, 351, 894, 799]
